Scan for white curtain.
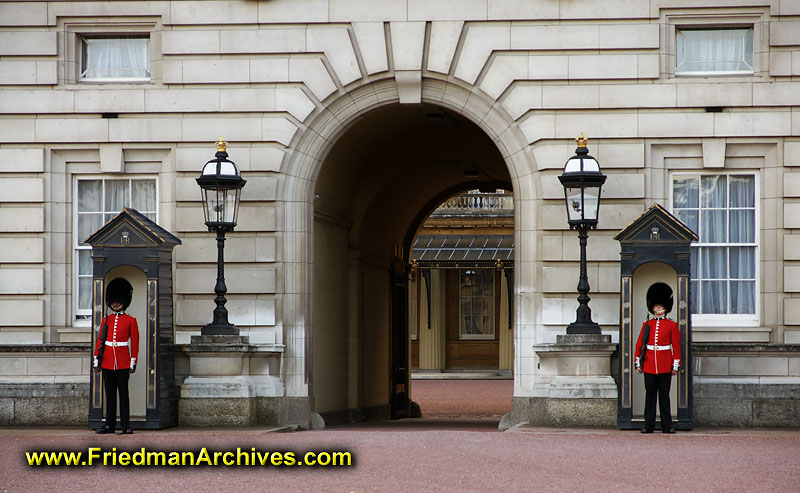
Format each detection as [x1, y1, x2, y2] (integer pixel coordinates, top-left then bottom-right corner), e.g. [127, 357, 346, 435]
[82, 38, 149, 79]
[675, 175, 755, 315]
[677, 29, 753, 73]
[76, 179, 157, 312]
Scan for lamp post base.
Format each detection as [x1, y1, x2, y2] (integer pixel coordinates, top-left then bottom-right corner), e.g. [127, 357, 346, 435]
[200, 323, 239, 336]
[565, 321, 602, 335]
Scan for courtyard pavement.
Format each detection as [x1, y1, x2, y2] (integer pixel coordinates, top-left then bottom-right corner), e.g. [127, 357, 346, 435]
[2, 379, 799, 492]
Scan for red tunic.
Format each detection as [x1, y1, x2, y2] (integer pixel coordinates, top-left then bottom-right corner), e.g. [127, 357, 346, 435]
[93, 312, 139, 370]
[635, 317, 681, 374]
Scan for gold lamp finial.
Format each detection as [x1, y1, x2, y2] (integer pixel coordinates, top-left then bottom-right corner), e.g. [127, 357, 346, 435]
[576, 132, 588, 148]
[216, 137, 228, 152]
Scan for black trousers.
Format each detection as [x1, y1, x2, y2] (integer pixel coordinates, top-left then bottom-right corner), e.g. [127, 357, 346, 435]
[102, 368, 130, 429]
[643, 372, 673, 430]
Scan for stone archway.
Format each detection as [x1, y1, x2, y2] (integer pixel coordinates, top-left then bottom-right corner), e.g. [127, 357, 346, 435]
[278, 77, 539, 427]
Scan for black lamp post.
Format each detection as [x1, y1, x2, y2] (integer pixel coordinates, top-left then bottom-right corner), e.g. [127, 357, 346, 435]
[196, 138, 246, 336]
[558, 133, 607, 335]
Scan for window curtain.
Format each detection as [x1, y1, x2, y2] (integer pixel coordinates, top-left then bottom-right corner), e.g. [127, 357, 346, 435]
[674, 175, 755, 315]
[83, 38, 149, 79]
[459, 270, 495, 338]
[76, 179, 157, 313]
[677, 29, 753, 73]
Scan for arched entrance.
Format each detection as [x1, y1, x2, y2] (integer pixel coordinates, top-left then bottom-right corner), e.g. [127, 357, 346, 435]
[279, 78, 537, 427]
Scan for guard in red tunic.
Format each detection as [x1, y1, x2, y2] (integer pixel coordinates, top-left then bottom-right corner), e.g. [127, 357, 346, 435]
[635, 282, 681, 434]
[93, 278, 139, 435]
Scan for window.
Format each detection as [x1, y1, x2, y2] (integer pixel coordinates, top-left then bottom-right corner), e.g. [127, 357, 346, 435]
[671, 173, 757, 324]
[459, 270, 495, 339]
[80, 35, 150, 81]
[74, 178, 157, 321]
[676, 28, 754, 75]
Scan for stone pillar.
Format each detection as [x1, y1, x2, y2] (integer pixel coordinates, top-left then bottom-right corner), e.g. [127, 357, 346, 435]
[418, 270, 445, 370]
[498, 271, 513, 374]
[528, 334, 617, 427]
[179, 335, 285, 427]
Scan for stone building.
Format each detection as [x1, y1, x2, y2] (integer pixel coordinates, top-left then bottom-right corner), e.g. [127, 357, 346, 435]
[410, 190, 515, 375]
[1, 0, 799, 428]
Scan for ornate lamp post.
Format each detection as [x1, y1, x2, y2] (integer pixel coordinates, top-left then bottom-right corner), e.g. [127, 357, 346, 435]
[196, 138, 246, 336]
[558, 133, 607, 334]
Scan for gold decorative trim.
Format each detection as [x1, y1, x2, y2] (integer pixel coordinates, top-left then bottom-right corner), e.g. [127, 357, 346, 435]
[621, 276, 632, 409]
[91, 279, 105, 409]
[147, 279, 158, 409]
[678, 275, 689, 408]
[216, 137, 227, 152]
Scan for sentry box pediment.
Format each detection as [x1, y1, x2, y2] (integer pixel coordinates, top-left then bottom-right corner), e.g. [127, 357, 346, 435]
[614, 202, 698, 245]
[87, 208, 181, 430]
[86, 207, 181, 249]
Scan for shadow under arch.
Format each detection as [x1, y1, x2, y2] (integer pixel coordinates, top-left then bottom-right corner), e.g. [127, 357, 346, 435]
[278, 76, 536, 427]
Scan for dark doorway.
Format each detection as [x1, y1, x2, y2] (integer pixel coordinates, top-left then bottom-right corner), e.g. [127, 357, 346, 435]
[312, 103, 512, 424]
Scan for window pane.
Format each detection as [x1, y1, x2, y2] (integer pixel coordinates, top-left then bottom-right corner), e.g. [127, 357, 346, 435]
[436, 249, 453, 260]
[82, 37, 150, 79]
[729, 175, 755, 208]
[464, 248, 480, 260]
[702, 247, 727, 279]
[701, 210, 726, 243]
[729, 210, 755, 243]
[701, 175, 726, 208]
[461, 299, 472, 317]
[730, 246, 756, 279]
[78, 213, 103, 242]
[132, 180, 156, 212]
[483, 316, 495, 337]
[105, 180, 129, 212]
[460, 269, 494, 338]
[730, 281, 755, 314]
[677, 29, 753, 73]
[690, 280, 699, 315]
[78, 180, 102, 212]
[673, 175, 699, 208]
[690, 248, 698, 279]
[78, 249, 93, 276]
[701, 280, 727, 314]
[472, 298, 484, 315]
[744, 29, 754, 68]
[78, 277, 93, 311]
[677, 210, 699, 237]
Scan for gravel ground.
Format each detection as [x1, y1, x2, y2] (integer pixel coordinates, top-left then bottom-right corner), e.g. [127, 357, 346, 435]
[3, 380, 799, 492]
[412, 379, 513, 420]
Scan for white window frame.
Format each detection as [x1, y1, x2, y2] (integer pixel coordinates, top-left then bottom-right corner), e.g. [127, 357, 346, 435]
[669, 171, 760, 327]
[80, 35, 151, 83]
[661, 8, 767, 80]
[72, 176, 158, 325]
[57, 18, 161, 86]
[458, 269, 496, 340]
[675, 27, 754, 76]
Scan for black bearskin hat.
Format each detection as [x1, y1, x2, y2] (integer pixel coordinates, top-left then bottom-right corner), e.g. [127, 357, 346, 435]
[106, 278, 133, 311]
[646, 282, 673, 315]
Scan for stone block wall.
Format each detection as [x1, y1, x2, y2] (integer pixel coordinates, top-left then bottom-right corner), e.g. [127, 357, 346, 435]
[694, 344, 800, 427]
[0, 345, 89, 425]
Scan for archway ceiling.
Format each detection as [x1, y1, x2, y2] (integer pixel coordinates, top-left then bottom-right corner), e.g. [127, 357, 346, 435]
[315, 103, 511, 258]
